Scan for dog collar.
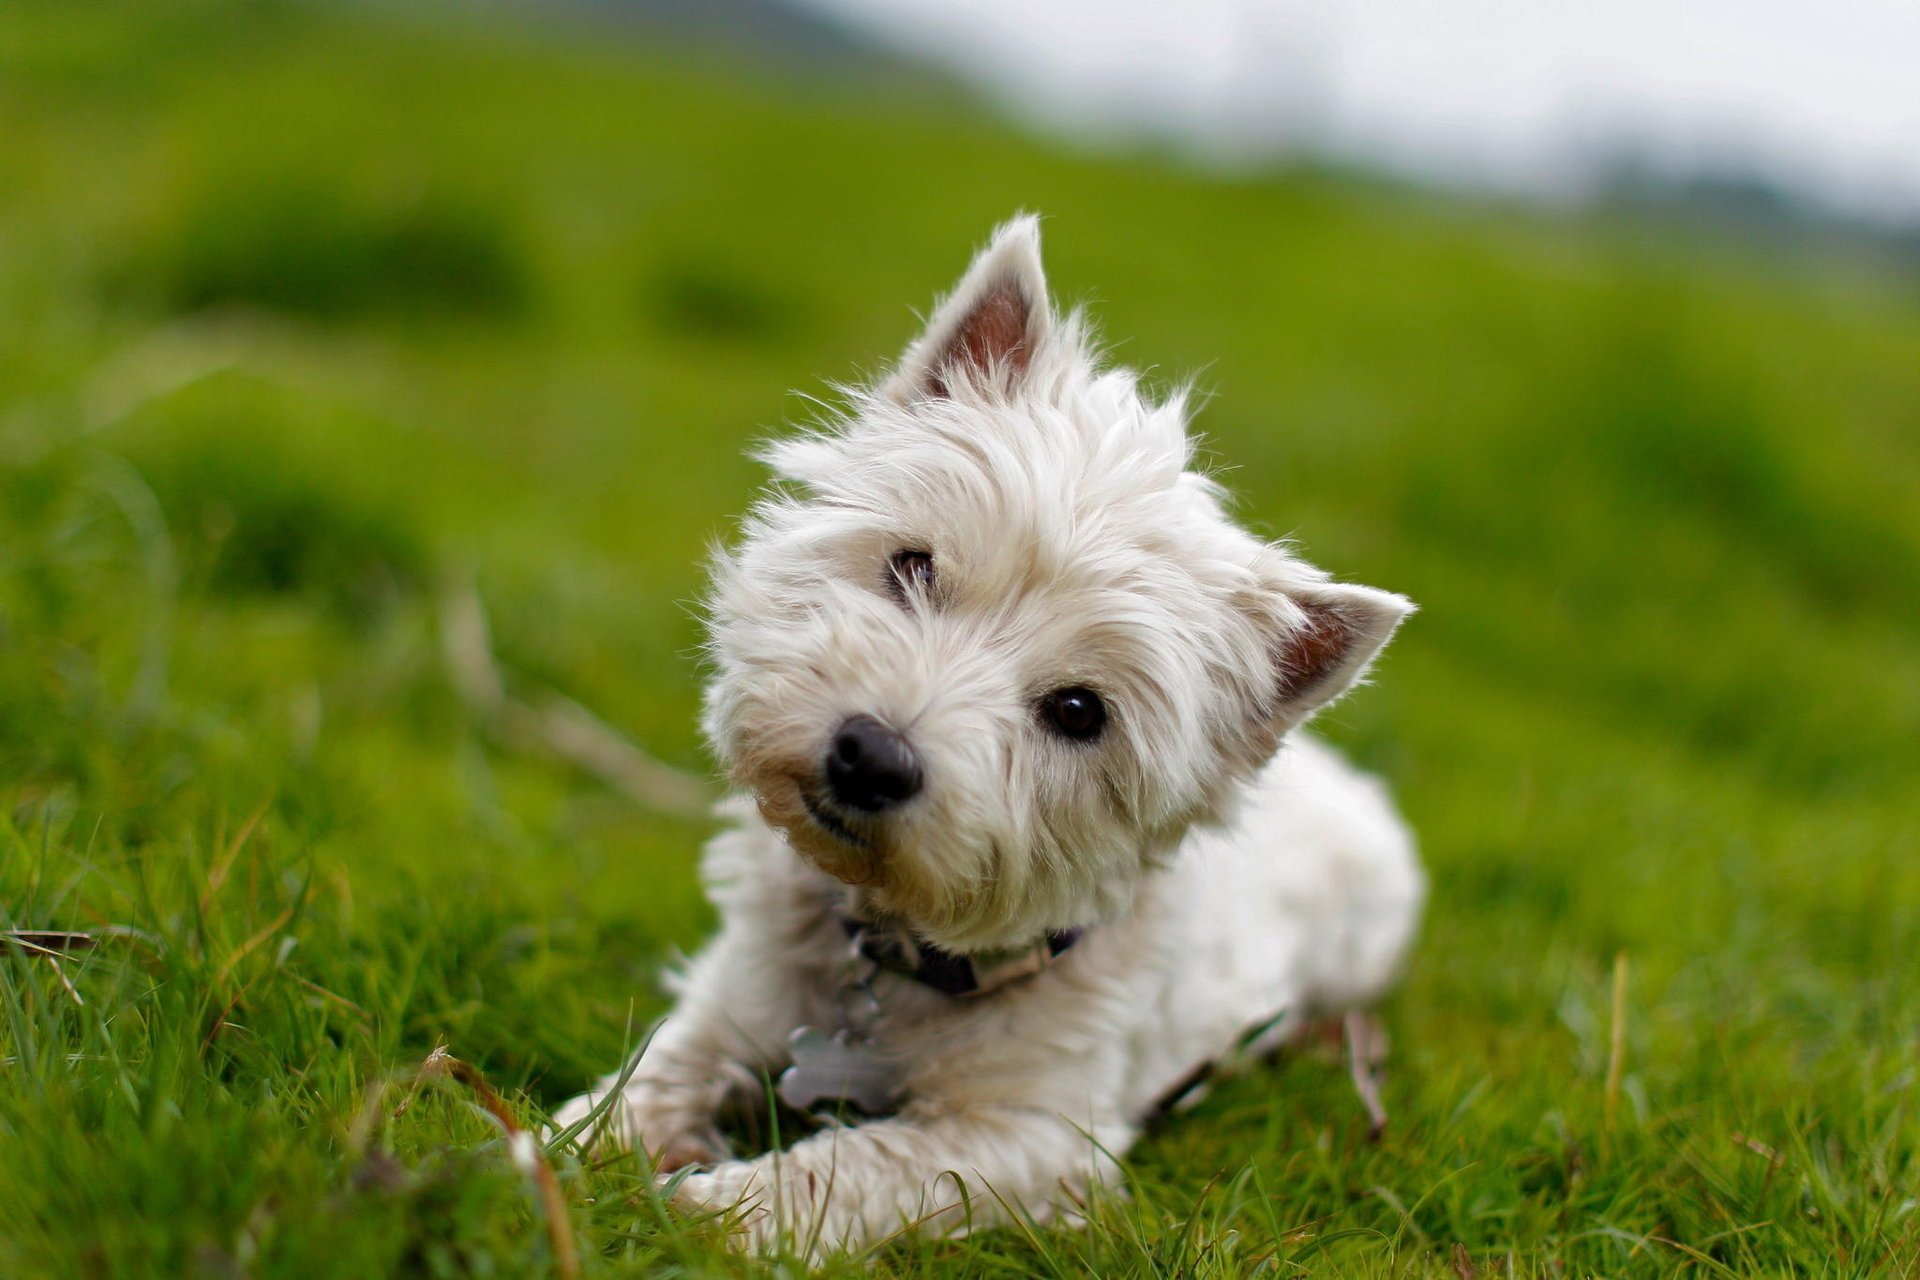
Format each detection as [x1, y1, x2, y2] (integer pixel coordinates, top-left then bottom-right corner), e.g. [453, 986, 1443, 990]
[838, 917, 1081, 998]
[778, 916, 1083, 1115]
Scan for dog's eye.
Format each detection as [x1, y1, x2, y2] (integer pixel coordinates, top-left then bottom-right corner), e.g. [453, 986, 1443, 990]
[1040, 687, 1106, 742]
[886, 549, 935, 602]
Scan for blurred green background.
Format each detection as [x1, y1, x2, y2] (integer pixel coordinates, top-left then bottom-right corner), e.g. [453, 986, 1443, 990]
[2, 2, 1916, 1275]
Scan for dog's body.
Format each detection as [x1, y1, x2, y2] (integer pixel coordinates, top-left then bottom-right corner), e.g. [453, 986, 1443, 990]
[554, 217, 1422, 1254]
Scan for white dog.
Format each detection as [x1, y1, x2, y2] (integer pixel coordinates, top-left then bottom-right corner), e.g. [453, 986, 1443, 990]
[553, 216, 1423, 1256]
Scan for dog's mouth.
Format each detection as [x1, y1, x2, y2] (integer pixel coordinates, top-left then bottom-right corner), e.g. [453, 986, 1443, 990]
[801, 790, 873, 851]
[744, 767, 886, 887]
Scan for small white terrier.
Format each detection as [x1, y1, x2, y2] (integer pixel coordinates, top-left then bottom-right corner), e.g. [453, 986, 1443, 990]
[554, 216, 1423, 1255]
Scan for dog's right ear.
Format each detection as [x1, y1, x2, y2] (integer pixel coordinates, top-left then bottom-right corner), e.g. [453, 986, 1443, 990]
[883, 215, 1052, 402]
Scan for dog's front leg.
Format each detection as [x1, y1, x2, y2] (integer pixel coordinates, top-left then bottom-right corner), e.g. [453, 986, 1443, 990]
[673, 1101, 1133, 1256]
[552, 919, 800, 1170]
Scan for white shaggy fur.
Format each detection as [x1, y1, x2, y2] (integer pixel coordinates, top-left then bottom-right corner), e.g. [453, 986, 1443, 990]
[553, 216, 1423, 1256]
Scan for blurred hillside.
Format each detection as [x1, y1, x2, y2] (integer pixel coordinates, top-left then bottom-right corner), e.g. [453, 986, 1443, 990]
[567, 0, 896, 66]
[1, 2, 1917, 1274]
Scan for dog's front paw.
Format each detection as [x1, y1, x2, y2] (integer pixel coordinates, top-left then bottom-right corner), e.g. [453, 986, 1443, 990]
[548, 1087, 724, 1170]
[670, 1161, 781, 1253]
[672, 1157, 858, 1257]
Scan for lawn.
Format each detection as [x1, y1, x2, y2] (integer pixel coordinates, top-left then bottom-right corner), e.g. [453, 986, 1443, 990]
[2, 3, 1917, 1275]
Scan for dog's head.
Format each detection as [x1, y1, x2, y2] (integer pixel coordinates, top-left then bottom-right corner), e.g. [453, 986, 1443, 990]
[703, 217, 1411, 952]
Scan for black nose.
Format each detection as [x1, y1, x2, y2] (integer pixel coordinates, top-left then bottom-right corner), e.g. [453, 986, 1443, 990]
[825, 715, 923, 813]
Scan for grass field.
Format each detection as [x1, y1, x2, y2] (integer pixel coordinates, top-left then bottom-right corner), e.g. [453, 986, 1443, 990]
[3, 3, 1918, 1275]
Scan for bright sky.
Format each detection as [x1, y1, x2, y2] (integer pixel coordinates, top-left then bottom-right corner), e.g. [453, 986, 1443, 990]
[798, 0, 1920, 222]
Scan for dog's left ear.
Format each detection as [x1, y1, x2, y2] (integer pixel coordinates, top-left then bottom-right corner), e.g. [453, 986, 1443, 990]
[884, 214, 1052, 402]
[1232, 570, 1414, 760]
[1270, 581, 1413, 722]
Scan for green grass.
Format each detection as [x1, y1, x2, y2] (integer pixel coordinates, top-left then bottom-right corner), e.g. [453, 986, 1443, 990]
[3, 3, 1918, 1275]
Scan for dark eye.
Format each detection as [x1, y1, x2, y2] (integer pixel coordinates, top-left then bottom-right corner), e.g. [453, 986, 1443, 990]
[1040, 687, 1106, 742]
[886, 549, 935, 602]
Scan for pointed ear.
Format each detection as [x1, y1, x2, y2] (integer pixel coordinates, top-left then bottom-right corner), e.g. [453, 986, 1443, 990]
[884, 215, 1051, 402]
[1268, 581, 1414, 723]
[1226, 572, 1412, 772]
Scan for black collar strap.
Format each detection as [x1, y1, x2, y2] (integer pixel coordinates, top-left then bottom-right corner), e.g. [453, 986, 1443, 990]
[839, 917, 1081, 998]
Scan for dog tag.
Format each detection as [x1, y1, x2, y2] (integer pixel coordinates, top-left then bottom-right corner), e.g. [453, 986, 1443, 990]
[777, 1027, 902, 1115]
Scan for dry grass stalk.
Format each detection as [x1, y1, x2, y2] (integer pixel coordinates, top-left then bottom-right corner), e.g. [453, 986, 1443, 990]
[201, 795, 273, 917]
[1344, 1010, 1391, 1138]
[403, 1044, 581, 1279]
[1603, 951, 1628, 1137]
[0, 931, 98, 955]
[440, 583, 711, 819]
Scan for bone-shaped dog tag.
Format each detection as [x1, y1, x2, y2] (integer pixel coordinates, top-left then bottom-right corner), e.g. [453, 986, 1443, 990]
[777, 1026, 901, 1115]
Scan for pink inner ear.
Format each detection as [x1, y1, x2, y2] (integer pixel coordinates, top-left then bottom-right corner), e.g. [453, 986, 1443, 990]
[929, 282, 1032, 397]
[1277, 603, 1355, 702]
